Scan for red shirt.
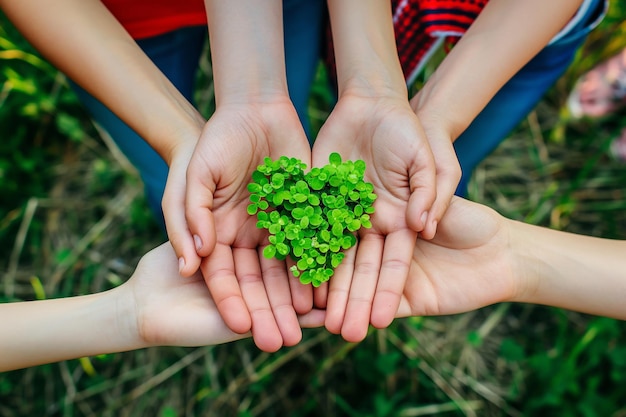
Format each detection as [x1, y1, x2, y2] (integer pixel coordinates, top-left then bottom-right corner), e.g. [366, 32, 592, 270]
[101, 0, 207, 39]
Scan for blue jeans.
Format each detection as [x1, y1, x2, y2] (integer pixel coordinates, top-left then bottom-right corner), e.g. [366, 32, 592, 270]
[453, 0, 606, 194]
[72, 0, 326, 225]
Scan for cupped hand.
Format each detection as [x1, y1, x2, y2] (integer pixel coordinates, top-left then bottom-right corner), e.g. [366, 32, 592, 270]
[311, 93, 437, 343]
[130, 242, 326, 348]
[410, 92, 463, 218]
[130, 242, 246, 347]
[181, 98, 313, 352]
[396, 197, 517, 318]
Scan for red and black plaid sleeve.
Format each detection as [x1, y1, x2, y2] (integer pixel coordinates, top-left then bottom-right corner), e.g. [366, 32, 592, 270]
[323, 0, 488, 89]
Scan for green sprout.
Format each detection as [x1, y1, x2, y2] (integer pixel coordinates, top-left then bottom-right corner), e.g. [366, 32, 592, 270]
[247, 153, 377, 287]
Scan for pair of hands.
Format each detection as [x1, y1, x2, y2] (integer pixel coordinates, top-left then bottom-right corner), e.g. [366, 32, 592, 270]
[132, 196, 517, 349]
[160, 92, 462, 351]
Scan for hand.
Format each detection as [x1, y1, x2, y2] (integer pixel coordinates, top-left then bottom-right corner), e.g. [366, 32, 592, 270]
[130, 242, 247, 347]
[181, 98, 314, 352]
[410, 92, 463, 219]
[129, 242, 327, 348]
[311, 93, 437, 342]
[396, 197, 517, 318]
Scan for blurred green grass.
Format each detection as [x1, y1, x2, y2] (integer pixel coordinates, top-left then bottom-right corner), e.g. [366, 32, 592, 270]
[2, 3, 626, 417]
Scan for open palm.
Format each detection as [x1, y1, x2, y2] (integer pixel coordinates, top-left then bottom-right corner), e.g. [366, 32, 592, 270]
[184, 99, 313, 352]
[312, 94, 437, 342]
[398, 197, 517, 318]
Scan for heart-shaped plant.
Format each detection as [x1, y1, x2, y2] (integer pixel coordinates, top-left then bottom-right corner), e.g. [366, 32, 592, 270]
[247, 153, 377, 287]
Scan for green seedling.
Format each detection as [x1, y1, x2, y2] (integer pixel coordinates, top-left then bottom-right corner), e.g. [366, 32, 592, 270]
[247, 152, 376, 287]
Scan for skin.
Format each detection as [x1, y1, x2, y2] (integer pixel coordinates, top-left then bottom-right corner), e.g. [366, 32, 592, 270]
[315, 0, 587, 343]
[395, 197, 626, 321]
[0, 0, 308, 351]
[0, 0, 589, 350]
[3, 197, 623, 372]
[313, 0, 438, 343]
[0, 242, 326, 372]
[182, 0, 314, 352]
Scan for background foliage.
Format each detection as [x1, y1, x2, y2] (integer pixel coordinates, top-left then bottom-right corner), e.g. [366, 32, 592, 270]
[2, 3, 626, 416]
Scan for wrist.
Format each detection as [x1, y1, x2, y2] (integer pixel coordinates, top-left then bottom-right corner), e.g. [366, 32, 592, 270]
[328, 0, 407, 99]
[215, 88, 292, 108]
[411, 82, 469, 143]
[206, 0, 289, 107]
[507, 219, 547, 306]
[111, 284, 148, 351]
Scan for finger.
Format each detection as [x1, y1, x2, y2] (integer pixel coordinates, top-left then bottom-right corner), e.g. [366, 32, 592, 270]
[184, 159, 218, 258]
[200, 244, 251, 334]
[298, 309, 327, 328]
[286, 258, 314, 315]
[370, 228, 416, 328]
[163, 170, 201, 277]
[421, 146, 461, 240]
[340, 234, 383, 343]
[324, 244, 357, 334]
[312, 282, 328, 309]
[260, 254, 302, 347]
[234, 247, 283, 352]
[405, 152, 437, 234]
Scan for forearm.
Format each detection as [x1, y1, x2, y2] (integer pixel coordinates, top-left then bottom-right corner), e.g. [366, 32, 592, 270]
[413, 0, 584, 140]
[510, 220, 626, 320]
[0, 0, 204, 163]
[0, 287, 142, 371]
[327, 0, 407, 98]
[205, 0, 289, 106]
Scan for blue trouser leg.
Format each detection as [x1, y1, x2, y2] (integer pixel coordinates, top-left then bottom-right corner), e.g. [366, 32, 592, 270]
[454, 0, 606, 195]
[283, 0, 326, 140]
[71, 26, 207, 227]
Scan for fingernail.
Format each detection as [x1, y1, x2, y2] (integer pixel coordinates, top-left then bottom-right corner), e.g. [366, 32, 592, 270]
[194, 234, 203, 251]
[178, 257, 185, 273]
[420, 211, 429, 226]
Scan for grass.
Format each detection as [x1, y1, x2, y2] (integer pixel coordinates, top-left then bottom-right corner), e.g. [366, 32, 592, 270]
[2, 3, 626, 417]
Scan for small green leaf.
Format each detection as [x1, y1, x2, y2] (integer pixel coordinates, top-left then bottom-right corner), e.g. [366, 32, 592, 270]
[272, 193, 284, 205]
[247, 183, 262, 193]
[307, 194, 320, 206]
[329, 152, 342, 166]
[300, 271, 312, 285]
[271, 173, 285, 188]
[331, 222, 343, 238]
[247, 204, 258, 215]
[300, 216, 310, 228]
[292, 207, 305, 219]
[297, 258, 309, 271]
[329, 176, 342, 187]
[263, 245, 277, 259]
[269, 223, 281, 234]
[276, 243, 290, 256]
[347, 219, 361, 232]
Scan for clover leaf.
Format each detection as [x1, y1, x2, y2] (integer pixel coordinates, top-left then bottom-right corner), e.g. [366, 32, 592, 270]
[248, 153, 376, 287]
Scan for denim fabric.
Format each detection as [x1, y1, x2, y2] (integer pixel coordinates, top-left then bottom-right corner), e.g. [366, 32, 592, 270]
[71, 26, 207, 226]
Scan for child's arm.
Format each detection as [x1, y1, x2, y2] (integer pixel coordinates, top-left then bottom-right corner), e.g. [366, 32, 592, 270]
[396, 197, 626, 321]
[0, 243, 246, 372]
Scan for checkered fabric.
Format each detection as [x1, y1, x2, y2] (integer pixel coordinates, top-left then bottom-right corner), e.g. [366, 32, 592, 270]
[324, 0, 489, 87]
